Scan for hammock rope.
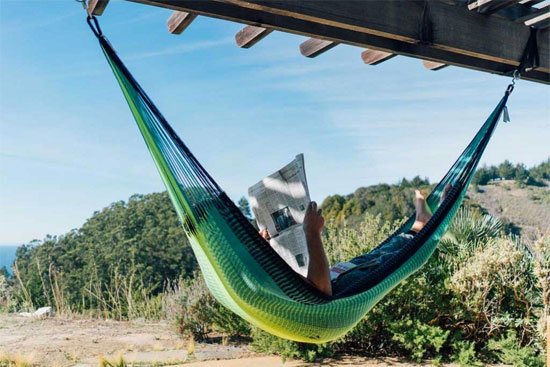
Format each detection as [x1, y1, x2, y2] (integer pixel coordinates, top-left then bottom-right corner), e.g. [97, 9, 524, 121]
[87, 16, 518, 343]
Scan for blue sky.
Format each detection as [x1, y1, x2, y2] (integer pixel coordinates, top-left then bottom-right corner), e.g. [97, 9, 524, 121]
[1, 1, 549, 245]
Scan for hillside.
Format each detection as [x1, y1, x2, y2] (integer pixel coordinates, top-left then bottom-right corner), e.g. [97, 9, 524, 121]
[467, 180, 550, 241]
[321, 159, 550, 239]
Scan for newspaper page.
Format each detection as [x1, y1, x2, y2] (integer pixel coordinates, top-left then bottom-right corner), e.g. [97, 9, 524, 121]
[248, 154, 310, 276]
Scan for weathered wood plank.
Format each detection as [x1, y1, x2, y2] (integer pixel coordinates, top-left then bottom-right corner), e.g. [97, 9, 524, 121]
[126, 0, 550, 83]
[524, 5, 550, 27]
[235, 25, 273, 48]
[167, 11, 197, 34]
[360, 49, 395, 65]
[423, 60, 449, 70]
[468, 0, 522, 14]
[88, 0, 109, 16]
[299, 38, 337, 57]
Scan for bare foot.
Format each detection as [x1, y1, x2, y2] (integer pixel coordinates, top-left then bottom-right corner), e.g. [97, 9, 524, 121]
[411, 190, 432, 232]
[411, 184, 452, 233]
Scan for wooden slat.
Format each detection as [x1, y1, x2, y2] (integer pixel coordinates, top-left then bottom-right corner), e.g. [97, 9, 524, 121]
[167, 11, 197, 34]
[126, 0, 550, 83]
[524, 5, 550, 26]
[360, 49, 395, 65]
[88, 0, 109, 16]
[512, 2, 548, 21]
[446, 0, 545, 21]
[423, 60, 449, 70]
[299, 38, 337, 58]
[468, 0, 522, 14]
[519, 0, 545, 5]
[235, 25, 273, 48]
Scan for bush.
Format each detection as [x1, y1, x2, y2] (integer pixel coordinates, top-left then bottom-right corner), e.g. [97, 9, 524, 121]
[451, 340, 482, 367]
[173, 274, 250, 341]
[488, 330, 545, 367]
[388, 320, 449, 362]
[249, 208, 545, 363]
[251, 328, 333, 362]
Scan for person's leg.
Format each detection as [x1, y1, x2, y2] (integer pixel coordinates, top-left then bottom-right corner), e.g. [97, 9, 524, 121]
[411, 184, 451, 233]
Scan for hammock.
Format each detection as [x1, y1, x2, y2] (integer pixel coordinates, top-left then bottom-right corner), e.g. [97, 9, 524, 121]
[88, 17, 514, 343]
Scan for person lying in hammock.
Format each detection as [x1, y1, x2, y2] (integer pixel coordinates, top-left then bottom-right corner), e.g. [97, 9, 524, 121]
[261, 185, 451, 296]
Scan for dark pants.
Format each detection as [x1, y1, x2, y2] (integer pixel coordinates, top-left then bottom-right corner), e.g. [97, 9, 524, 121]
[331, 233, 414, 294]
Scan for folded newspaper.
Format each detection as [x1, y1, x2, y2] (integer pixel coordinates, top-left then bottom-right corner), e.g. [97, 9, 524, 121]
[248, 154, 311, 276]
[248, 154, 357, 280]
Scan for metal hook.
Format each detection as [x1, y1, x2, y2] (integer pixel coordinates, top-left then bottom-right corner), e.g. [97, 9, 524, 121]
[513, 69, 520, 83]
[75, 0, 87, 11]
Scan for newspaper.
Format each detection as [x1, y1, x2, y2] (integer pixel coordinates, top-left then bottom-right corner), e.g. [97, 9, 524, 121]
[248, 154, 310, 276]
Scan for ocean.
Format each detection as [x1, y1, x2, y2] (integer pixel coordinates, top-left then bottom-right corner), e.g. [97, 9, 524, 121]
[0, 245, 20, 275]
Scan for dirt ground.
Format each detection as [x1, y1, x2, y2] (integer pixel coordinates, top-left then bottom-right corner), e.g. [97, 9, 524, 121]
[0, 313, 473, 367]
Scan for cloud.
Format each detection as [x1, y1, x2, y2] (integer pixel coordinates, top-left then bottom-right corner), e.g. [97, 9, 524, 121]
[1, 9, 81, 32]
[126, 38, 234, 61]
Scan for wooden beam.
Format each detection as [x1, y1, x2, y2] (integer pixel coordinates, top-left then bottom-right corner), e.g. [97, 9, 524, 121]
[299, 38, 337, 57]
[126, 0, 550, 83]
[524, 6, 550, 27]
[361, 49, 395, 65]
[167, 11, 197, 34]
[88, 0, 109, 16]
[512, 2, 548, 22]
[235, 25, 273, 48]
[446, 0, 545, 21]
[423, 60, 449, 70]
[468, 0, 523, 14]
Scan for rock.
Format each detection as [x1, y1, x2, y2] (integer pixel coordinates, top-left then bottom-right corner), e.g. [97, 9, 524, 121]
[33, 306, 53, 317]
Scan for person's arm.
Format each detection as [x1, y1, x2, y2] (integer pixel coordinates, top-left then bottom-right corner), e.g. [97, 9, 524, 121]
[303, 201, 332, 296]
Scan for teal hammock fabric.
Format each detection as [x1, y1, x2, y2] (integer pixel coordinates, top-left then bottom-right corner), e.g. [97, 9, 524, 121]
[88, 17, 512, 343]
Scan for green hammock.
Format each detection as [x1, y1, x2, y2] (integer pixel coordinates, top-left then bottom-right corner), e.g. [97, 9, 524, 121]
[88, 17, 513, 343]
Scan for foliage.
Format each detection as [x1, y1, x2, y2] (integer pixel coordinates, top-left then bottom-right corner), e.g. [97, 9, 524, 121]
[0, 274, 15, 312]
[250, 328, 333, 363]
[321, 175, 431, 227]
[12, 192, 197, 318]
[8, 159, 548, 363]
[488, 330, 545, 367]
[451, 340, 482, 367]
[250, 208, 546, 363]
[472, 158, 549, 187]
[388, 320, 449, 362]
[172, 274, 250, 342]
[531, 235, 550, 347]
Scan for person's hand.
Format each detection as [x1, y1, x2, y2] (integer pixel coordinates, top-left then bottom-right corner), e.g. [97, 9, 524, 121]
[303, 201, 325, 238]
[259, 228, 270, 241]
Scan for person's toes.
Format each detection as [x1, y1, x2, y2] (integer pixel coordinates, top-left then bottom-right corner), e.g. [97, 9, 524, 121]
[415, 189, 432, 222]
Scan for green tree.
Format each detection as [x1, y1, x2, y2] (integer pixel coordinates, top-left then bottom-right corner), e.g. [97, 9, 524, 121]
[14, 192, 197, 316]
[498, 160, 515, 179]
[238, 196, 252, 219]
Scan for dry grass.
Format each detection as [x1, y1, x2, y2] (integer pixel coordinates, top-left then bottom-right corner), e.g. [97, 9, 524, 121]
[0, 350, 36, 367]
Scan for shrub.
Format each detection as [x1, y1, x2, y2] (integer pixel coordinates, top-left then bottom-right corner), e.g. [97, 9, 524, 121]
[248, 209, 545, 363]
[448, 236, 539, 344]
[251, 328, 333, 362]
[488, 330, 545, 367]
[388, 320, 449, 362]
[451, 340, 482, 367]
[173, 274, 250, 341]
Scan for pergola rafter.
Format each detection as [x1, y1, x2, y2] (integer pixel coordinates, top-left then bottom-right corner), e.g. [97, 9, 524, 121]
[90, 0, 550, 84]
